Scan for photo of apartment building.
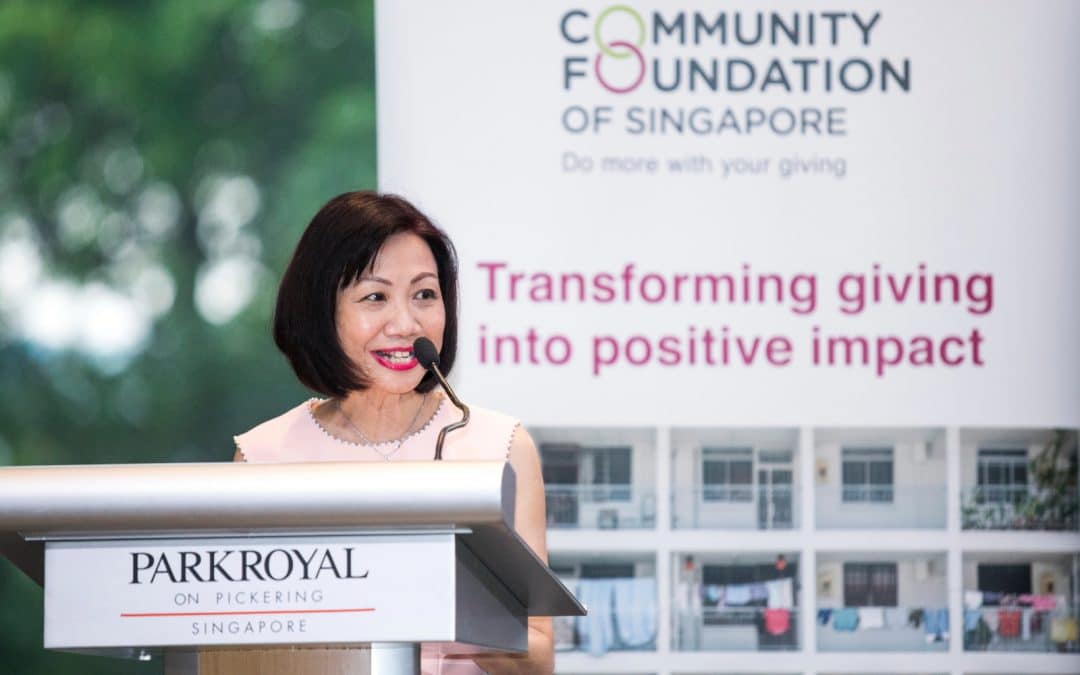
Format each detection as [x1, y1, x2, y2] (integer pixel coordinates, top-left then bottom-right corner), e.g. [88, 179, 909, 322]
[533, 426, 1078, 675]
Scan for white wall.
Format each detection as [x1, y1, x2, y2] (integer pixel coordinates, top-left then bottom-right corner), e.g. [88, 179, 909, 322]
[814, 428, 946, 528]
[816, 554, 948, 609]
[671, 428, 800, 529]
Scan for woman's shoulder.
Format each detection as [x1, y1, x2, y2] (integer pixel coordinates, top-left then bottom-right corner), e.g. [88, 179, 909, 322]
[233, 399, 321, 462]
[443, 400, 523, 461]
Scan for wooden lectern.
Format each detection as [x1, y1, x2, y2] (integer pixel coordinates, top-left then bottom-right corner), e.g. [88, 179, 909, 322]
[0, 460, 584, 674]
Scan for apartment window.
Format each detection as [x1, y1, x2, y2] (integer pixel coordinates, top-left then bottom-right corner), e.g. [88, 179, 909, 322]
[843, 563, 898, 607]
[590, 446, 631, 501]
[702, 448, 753, 502]
[976, 448, 1028, 504]
[581, 562, 635, 579]
[977, 564, 1032, 595]
[841, 447, 894, 503]
[539, 444, 631, 502]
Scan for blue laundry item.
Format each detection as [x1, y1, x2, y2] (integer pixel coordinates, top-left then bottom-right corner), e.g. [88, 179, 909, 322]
[612, 577, 658, 648]
[832, 608, 859, 631]
[724, 583, 752, 606]
[964, 608, 982, 632]
[703, 584, 723, 605]
[749, 583, 769, 602]
[817, 608, 833, 625]
[924, 607, 950, 640]
[576, 579, 616, 657]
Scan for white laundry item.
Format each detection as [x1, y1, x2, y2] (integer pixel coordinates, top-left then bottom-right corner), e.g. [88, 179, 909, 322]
[884, 607, 908, 628]
[858, 606, 886, 629]
[964, 590, 983, 609]
[724, 583, 753, 606]
[612, 577, 658, 648]
[765, 578, 794, 609]
[576, 579, 616, 657]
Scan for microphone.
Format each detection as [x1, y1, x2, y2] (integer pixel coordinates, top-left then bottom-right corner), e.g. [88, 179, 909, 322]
[413, 337, 470, 460]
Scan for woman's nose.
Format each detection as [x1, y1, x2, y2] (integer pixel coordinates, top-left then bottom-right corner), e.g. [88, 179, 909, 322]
[385, 300, 422, 336]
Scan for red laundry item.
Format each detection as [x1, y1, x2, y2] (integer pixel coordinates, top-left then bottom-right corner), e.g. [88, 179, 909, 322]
[998, 609, 1021, 637]
[764, 608, 791, 635]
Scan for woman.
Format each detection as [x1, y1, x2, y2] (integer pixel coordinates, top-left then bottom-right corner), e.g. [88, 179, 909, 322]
[234, 191, 553, 675]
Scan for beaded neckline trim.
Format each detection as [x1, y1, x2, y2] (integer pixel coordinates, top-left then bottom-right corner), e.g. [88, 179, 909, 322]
[304, 396, 448, 449]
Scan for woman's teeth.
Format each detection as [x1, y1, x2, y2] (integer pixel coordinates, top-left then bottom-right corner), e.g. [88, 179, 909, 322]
[377, 351, 413, 363]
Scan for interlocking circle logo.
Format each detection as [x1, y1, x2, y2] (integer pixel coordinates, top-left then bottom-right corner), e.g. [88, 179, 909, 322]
[593, 5, 646, 94]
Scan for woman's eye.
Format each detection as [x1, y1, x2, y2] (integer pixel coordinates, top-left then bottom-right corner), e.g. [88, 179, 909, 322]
[362, 292, 386, 302]
[416, 288, 440, 301]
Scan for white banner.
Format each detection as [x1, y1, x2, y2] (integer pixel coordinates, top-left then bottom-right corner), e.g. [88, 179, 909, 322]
[376, 0, 1080, 427]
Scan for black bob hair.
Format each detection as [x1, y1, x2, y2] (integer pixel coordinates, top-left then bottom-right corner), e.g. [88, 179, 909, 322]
[272, 191, 458, 397]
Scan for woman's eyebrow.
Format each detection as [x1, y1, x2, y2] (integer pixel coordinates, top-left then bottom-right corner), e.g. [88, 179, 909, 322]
[357, 272, 436, 285]
[358, 275, 391, 285]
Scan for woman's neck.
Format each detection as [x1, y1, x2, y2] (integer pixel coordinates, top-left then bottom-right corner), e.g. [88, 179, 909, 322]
[337, 389, 434, 443]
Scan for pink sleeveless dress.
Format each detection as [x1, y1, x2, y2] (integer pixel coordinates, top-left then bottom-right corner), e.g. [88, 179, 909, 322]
[234, 396, 520, 675]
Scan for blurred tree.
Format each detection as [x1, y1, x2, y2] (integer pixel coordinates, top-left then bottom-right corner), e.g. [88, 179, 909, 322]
[0, 1, 377, 671]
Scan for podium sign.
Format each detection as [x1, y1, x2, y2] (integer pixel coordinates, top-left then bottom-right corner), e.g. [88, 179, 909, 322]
[43, 533, 489, 649]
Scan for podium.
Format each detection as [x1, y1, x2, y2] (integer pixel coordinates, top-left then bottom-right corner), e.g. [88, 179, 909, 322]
[0, 460, 585, 674]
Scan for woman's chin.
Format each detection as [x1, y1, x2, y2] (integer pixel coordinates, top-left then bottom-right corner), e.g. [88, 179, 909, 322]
[366, 373, 426, 396]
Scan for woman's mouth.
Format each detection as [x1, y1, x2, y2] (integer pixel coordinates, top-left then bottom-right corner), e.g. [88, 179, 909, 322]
[371, 349, 418, 371]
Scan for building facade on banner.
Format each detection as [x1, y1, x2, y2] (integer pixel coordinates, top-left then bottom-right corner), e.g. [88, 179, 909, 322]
[532, 424, 1078, 674]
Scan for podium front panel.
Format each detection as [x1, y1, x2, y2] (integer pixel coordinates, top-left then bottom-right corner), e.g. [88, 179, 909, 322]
[44, 533, 458, 649]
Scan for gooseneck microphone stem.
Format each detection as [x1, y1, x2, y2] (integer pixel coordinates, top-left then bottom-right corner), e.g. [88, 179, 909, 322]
[413, 337, 470, 461]
[429, 363, 469, 461]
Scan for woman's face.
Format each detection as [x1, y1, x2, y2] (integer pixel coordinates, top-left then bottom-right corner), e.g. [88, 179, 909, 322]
[335, 232, 445, 395]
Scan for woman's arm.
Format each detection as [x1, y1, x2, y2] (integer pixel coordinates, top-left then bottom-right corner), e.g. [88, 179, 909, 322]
[471, 427, 554, 675]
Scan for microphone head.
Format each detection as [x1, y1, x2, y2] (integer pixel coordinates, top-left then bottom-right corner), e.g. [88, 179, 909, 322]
[413, 337, 440, 370]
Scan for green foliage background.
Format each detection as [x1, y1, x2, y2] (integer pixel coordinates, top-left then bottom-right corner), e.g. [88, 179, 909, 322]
[0, 1, 377, 671]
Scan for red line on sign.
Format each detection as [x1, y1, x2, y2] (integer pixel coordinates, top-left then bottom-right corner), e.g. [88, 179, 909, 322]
[120, 608, 375, 618]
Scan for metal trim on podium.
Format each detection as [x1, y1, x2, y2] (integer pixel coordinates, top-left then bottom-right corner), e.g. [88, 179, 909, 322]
[0, 460, 585, 674]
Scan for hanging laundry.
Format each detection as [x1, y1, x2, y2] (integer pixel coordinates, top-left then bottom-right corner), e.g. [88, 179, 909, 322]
[923, 607, 949, 643]
[576, 579, 616, 657]
[964, 617, 992, 649]
[983, 609, 999, 632]
[552, 616, 576, 652]
[612, 577, 658, 649]
[702, 584, 723, 606]
[763, 608, 791, 635]
[907, 608, 924, 629]
[765, 578, 794, 609]
[1030, 594, 1057, 611]
[724, 583, 752, 606]
[674, 579, 701, 614]
[857, 607, 885, 629]
[981, 591, 1003, 606]
[749, 582, 769, 603]
[816, 608, 833, 625]
[997, 609, 1021, 638]
[1021, 608, 1032, 641]
[1030, 610, 1043, 633]
[964, 590, 983, 609]
[832, 608, 859, 632]
[1050, 616, 1079, 643]
[963, 608, 982, 632]
[883, 607, 907, 629]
